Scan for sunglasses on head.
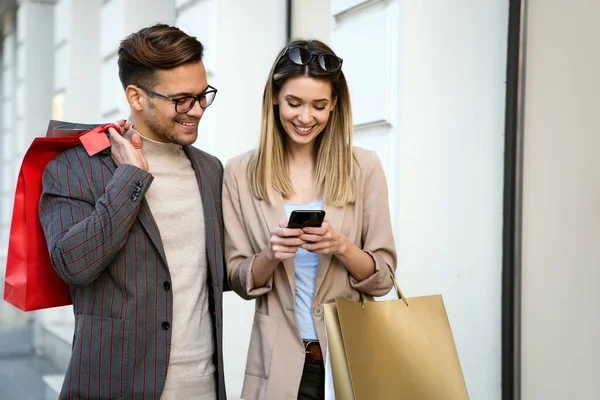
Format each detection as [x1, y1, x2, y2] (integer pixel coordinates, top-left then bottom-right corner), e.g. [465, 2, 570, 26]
[281, 46, 343, 73]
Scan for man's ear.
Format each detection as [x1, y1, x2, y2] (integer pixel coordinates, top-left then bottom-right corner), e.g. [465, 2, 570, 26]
[125, 85, 144, 111]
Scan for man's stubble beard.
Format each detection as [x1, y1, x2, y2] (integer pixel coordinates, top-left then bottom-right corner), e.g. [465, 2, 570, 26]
[145, 103, 198, 146]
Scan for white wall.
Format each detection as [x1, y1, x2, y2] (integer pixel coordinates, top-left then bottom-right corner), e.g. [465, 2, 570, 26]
[291, 0, 332, 44]
[330, 0, 401, 246]
[213, 0, 287, 163]
[520, 1, 600, 399]
[398, 1, 508, 399]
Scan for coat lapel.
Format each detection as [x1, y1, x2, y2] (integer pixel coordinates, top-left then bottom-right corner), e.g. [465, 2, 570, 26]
[258, 192, 297, 299]
[184, 146, 223, 293]
[137, 201, 168, 266]
[99, 151, 169, 267]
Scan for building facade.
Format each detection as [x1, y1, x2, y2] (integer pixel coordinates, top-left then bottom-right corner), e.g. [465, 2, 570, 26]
[0, 0, 512, 398]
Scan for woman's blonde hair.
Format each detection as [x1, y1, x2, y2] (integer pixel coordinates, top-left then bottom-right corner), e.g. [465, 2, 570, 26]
[248, 39, 356, 207]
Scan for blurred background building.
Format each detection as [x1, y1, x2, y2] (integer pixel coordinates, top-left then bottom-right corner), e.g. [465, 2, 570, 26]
[0, 0, 597, 399]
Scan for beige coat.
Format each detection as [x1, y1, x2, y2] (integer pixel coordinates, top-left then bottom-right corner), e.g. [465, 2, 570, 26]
[223, 147, 397, 400]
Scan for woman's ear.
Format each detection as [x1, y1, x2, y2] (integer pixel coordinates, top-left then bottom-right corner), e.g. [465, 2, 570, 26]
[125, 85, 144, 111]
[330, 95, 338, 111]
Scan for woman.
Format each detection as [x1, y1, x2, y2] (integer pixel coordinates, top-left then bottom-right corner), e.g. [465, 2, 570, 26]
[223, 39, 397, 400]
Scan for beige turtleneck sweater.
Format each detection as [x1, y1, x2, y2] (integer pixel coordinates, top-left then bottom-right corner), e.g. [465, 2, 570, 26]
[136, 131, 216, 400]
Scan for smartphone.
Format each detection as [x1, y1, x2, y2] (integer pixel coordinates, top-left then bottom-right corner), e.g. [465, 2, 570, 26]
[287, 210, 326, 229]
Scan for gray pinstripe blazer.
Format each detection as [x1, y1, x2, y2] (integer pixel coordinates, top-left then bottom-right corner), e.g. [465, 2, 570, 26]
[39, 143, 228, 400]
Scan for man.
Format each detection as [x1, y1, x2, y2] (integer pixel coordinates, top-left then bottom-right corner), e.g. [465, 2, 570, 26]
[39, 24, 227, 399]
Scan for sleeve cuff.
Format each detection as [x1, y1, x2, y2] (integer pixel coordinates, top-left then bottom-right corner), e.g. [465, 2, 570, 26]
[349, 251, 394, 296]
[242, 255, 273, 297]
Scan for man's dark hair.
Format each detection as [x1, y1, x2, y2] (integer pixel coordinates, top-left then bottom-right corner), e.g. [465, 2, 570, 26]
[118, 24, 204, 89]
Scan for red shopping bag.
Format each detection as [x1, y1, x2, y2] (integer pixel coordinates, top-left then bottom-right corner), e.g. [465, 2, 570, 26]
[3, 121, 119, 311]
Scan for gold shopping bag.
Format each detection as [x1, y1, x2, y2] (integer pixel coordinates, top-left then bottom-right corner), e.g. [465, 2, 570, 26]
[324, 274, 469, 400]
[324, 302, 354, 400]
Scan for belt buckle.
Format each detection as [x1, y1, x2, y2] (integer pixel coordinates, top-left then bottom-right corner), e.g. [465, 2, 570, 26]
[304, 341, 322, 362]
[304, 340, 318, 352]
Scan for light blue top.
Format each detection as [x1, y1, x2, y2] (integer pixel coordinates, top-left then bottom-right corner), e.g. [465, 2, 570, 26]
[283, 198, 323, 340]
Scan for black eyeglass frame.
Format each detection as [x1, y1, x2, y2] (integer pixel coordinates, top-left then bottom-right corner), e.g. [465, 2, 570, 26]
[280, 46, 344, 73]
[138, 85, 218, 113]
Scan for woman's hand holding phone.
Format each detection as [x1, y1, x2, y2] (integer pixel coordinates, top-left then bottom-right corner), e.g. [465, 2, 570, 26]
[264, 222, 306, 262]
[299, 218, 348, 256]
[282, 210, 347, 256]
[252, 221, 305, 288]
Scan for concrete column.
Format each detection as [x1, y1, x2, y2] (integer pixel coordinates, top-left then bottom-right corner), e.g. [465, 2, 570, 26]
[53, 0, 102, 123]
[0, 10, 16, 262]
[11, 0, 58, 349]
[15, 0, 56, 154]
[0, 7, 29, 328]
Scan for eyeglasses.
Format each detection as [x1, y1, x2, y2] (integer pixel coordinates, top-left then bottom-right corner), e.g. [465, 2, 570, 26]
[138, 85, 218, 113]
[281, 46, 343, 73]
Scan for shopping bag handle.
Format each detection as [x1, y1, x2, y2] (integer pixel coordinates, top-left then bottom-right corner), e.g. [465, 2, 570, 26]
[359, 273, 409, 310]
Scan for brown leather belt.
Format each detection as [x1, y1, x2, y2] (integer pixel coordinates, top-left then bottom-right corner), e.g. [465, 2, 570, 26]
[303, 340, 323, 362]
